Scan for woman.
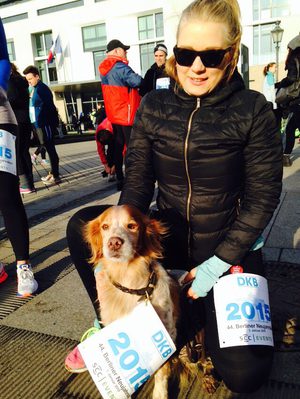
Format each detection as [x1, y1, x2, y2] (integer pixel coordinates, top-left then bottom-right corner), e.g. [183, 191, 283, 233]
[277, 35, 300, 167]
[65, 0, 282, 394]
[263, 62, 277, 107]
[7, 62, 35, 193]
[0, 18, 38, 296]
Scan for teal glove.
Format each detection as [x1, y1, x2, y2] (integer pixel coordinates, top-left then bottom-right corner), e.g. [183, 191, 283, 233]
[250, 235, 264, 251]
[190, 255, 231, 297]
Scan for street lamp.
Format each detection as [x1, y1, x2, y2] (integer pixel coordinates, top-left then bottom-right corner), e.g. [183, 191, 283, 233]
[271, 20, 284, 82]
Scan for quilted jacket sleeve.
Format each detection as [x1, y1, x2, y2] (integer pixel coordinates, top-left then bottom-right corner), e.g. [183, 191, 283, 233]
[118, 98, 156, 213]
[215, 92, 283, 264]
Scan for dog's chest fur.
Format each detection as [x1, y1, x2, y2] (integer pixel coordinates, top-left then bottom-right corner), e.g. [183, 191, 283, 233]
[95, 262, 179, 342]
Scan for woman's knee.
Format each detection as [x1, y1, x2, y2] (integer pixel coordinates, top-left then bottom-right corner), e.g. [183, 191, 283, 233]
[214, 346, 273, 393]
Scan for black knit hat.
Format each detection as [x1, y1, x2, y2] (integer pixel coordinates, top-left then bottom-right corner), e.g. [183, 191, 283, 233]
[107, 39, 130, 52]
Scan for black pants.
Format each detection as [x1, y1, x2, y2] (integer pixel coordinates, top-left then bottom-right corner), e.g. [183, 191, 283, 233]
[16, 121, 34, 188]
[0, 123, 30, 261]
[35, 125, 59, 177]
[284, 110, 300, 154]
[112, 124, 132, 181]
[66, 205, 273, 394]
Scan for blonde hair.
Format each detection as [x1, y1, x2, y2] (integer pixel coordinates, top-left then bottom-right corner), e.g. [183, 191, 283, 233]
[166, 0, 242, 86]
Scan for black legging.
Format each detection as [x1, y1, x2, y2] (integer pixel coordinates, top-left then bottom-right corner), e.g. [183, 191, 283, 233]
[35, 125, 59, 177]
[284, 108, 300, 154]
[0, 123, 30, 260]
[112, 124, 132, 181]
[66, 205, 273, 394]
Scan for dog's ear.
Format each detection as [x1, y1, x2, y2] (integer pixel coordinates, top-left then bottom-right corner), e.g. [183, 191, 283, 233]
[144, 218, 168, 259]
[84, 218, 103, 265]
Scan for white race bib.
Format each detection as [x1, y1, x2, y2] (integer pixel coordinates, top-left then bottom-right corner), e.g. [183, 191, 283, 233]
[156, 77, 170, 90]
[79, 301, 176, 399]
[0, 129, 16, 175]
[214, 273, 273, 348]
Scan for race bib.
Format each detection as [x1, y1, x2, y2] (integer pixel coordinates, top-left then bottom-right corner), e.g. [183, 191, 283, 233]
[156, 77, 170, 90]
[79, 301, 176, 399]
[214, 273, 273, 348]
[0, 129, 16, 175]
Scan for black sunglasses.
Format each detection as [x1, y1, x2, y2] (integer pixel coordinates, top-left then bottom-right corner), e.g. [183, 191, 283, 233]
[173, 46, 232, 68]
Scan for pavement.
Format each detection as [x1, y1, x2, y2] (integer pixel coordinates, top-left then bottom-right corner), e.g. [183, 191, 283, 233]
[0, 138, 300, 399]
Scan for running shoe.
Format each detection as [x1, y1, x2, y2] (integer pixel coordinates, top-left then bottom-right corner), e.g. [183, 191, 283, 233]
[41, 174, 62, 184]
[20, 187, 36, 194]
[17, 264, 38, 297]
[65, 321, 101, 373]
[41, 159, 50, 165]
[0, 263, 8, 284]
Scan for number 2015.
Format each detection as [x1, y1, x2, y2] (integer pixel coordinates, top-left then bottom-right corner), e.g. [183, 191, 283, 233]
[226, 301, 271, 321]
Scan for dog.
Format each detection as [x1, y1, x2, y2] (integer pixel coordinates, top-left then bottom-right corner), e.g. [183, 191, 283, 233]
[85, 204, 181, 399]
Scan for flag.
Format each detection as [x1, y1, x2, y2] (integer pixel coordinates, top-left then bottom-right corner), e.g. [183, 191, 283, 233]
[47, 35, 62, 64]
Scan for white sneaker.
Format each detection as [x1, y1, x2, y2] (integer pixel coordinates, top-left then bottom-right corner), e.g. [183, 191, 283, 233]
[41, 174, 62, 184]
[17, 264, 38, 297]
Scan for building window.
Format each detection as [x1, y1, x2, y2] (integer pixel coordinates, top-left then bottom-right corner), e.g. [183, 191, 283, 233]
[253, 23, 275, 64]
[253, 0, 290, 21]
[1, 13, 28, 24]
[37, 0, 84, 16]
[138, 12, 164, 76]
[7, 40, 16, 61]
[32, 31, 57, 84]
[82, 24, 106, 52]
[138, 12, 164, 41]
[94, 50, 106, 78]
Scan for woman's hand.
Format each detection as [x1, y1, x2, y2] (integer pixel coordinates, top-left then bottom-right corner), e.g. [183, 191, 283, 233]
[184, 255, 231, 299]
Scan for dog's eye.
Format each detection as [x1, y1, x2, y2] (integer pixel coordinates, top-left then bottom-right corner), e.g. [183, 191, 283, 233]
[102, 224, 109, 230]
[127, 223, 137, 230]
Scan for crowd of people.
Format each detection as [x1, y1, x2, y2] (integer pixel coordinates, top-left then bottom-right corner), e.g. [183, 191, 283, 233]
[1, 0, 300, 395]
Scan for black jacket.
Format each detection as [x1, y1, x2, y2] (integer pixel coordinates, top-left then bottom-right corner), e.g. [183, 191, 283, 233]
[7, 74, 31, 124]
[119, 71, 283, 268]
[139, 63, 167, 96]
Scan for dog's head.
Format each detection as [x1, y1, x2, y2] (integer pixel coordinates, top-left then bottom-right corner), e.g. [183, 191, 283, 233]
[85, 205, 168, 265]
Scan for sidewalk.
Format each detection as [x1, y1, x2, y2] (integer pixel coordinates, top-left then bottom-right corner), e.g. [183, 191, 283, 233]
[0, 140, 299, 399]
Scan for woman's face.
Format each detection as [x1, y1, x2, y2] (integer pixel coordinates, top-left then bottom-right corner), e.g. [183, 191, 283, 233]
[176, 20, 232, 97]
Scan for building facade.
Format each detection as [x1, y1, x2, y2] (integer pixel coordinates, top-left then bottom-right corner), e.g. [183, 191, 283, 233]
[1, 0, 299, 122]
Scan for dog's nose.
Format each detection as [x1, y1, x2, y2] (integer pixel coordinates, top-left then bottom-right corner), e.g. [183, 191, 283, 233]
[108, 236, 124, 250]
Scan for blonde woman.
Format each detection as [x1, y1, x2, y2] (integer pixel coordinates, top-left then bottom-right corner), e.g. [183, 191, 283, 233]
[65, 1, 282, 393]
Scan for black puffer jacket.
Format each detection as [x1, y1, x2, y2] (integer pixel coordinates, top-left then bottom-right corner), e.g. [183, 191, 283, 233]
[119, 71, 283, 268]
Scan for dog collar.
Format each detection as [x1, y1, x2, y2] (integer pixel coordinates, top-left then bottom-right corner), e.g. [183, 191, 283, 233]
[109, 264, 157, 300]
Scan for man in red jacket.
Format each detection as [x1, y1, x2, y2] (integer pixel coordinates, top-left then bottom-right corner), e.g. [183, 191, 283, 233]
[99, 39, 142, 190]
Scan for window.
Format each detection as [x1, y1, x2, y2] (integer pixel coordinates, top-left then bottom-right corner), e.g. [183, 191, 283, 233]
[33, 31, 53, 57]
[32, 31, 57, 84]
[138, 12, 164, 41]
[82, 24, 106, 52]
[252, 0, 290, 20]
[1, 13, 28, 24]
[253, 23, 275, 64]
[7, 40, 16, 61]
[138, 12, 164, 76]
[37, 0, 84, 16]
[93, 50, 106, 78]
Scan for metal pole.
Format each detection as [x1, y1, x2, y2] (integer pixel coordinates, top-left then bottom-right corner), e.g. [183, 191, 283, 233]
[275, 43, 279, 82]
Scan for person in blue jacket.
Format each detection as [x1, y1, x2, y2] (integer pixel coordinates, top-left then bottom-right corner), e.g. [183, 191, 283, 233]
[0, 18, 38, 296]
[23, 65, 61, 184]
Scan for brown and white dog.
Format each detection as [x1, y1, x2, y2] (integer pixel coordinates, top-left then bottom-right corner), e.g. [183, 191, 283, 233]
[85, 205, 181, 399]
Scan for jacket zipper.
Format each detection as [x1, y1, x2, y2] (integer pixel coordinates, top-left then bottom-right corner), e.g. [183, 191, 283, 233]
[184, 97, 201, 259]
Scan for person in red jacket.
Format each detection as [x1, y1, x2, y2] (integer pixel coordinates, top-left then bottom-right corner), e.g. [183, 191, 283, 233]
[95, 117, 115, 182]
[99, 39, 142, 190]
